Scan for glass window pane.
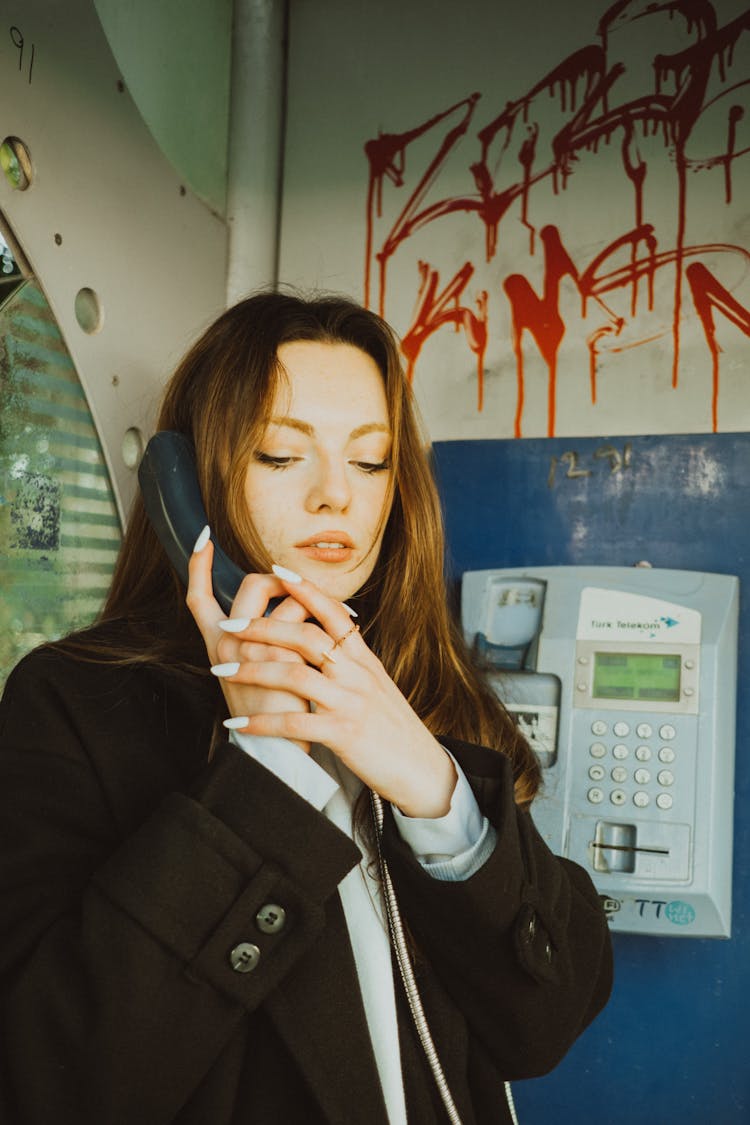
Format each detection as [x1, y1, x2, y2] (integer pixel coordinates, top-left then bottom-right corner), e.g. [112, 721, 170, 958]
[1, 277, 122, 685]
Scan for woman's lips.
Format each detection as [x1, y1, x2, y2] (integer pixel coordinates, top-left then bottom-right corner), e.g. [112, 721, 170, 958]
[297, 545, 354, 562]
[295, 534, 355, 564]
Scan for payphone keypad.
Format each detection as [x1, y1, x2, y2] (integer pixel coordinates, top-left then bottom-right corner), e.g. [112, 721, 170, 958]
[586, 719, 680, 811]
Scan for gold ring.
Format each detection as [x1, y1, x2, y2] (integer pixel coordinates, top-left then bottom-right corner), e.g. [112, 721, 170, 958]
[321, 647, 337, 665]
[330, 622, 360, 651]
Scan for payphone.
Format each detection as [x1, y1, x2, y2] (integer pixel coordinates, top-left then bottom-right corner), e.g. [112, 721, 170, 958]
[461, 567, 739, 937]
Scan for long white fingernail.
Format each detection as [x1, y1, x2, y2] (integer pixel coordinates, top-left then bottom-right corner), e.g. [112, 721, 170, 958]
[219, 618, 251, 633]
[193, 525, 211, 553]
[342, 602, 358, 617]
[272, 563, 302, 583]
[223, 716, 250, 729]
[211, 661, 240, 677]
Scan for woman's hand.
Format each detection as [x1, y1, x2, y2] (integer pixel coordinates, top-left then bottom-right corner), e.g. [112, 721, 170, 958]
[209, 567, 458, 819]
[186, 535, 312, 751]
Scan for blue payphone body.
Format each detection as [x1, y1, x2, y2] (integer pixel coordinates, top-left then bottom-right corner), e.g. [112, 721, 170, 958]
[462, 566, 739, 938]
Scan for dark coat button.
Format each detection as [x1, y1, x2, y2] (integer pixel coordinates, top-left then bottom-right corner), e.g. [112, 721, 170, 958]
[514, 903, 557, 983]
[229, 943, 261, 973]
[255, 903, 286, 935]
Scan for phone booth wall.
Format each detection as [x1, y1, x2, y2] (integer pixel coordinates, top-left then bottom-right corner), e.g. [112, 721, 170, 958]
[432, 433, 750, 1123]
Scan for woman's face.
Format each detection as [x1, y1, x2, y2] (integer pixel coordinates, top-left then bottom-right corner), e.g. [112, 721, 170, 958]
[244, 340, 393, 601]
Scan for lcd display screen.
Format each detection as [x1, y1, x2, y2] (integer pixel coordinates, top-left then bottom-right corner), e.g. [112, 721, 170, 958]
[592, 652, 682, 702]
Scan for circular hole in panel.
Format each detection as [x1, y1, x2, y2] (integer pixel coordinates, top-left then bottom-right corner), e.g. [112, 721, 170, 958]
[121, 427, 144, 470]
[0, 137, 33, 190]
[74, 287, 103, 334]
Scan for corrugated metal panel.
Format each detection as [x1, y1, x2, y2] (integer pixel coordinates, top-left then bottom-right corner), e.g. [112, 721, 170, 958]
[0, 278, 122, 684]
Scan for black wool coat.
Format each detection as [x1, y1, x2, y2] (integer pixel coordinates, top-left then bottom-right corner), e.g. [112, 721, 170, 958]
[0, 646, 613, 1124]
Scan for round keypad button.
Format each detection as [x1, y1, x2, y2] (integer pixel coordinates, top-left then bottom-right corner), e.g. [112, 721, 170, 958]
[613, 721, 630, 737]
[610, 789, 627, 805]
[657, 793, 673, 810]
[590, 742, 607, 758]
[634, 791, 650, 808]
[611, 766, 628, 783]
[636, 722, 652, 739]
[587, 787, 604, 804]
[635, 745, 652, 762]
[658, 747, 675, 763]
[657, 769, 674, 787]
[589, 764, 605, 781]
[612, 744, 629, 760]
[591, 720, 608, 736]
[634, 768, 651, 785]
[659, 723, 676, 741]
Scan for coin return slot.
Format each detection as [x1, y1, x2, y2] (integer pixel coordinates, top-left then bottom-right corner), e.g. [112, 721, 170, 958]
[592, 821, 669, 874]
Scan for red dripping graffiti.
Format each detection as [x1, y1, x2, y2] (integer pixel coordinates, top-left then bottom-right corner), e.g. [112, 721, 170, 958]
[363, 1, 750, 435]
[687, 260, 750, 430]
[400, 263, 488, 409]
[503, 227, 580, 438]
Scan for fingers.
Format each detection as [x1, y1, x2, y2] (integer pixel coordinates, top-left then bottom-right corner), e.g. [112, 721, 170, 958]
[186, 534, 222, 659]
[270, 569, 366, 659]
[212, 656, 340, 712]
[219, 569, 366, 671]
[230, 617, 341, 668]
[186, 529, 287, 626]
[218, 591, 312, 668]
[190, 541, 357, 648]
[189, 538, 368, 702]
[267, 596, 311, 624]
[227, 570, 291, 623]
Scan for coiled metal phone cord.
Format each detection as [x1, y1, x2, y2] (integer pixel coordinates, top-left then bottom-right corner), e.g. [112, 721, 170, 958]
[370, 790, 519, 1125]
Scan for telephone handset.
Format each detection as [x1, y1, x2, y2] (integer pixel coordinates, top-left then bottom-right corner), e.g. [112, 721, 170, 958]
[138, 431, 247, 614]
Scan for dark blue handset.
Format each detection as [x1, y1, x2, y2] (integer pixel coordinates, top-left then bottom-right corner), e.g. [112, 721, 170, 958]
[138, 431, 246, 614]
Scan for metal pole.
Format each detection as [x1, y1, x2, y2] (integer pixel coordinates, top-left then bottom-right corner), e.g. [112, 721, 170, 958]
[226, 0, 287, 304]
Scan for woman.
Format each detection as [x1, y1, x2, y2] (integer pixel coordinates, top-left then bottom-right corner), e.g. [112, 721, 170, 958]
[0, 293, 612, 1124]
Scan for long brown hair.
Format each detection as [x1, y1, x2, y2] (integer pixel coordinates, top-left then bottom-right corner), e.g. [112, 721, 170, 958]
[75, 292, 540, 807]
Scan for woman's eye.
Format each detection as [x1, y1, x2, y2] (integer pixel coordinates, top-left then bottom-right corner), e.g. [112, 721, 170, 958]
[254, 452, 298, 469]
[353, 459, 390, 474]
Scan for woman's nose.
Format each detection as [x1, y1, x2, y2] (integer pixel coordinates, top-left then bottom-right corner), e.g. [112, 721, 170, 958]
[305, 456, 352, 512]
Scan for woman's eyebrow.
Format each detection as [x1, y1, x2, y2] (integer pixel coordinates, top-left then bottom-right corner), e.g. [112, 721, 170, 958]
[349, 422, 391, 441]
[269, 418, 391, 441]
[269, 416, 314, 436]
